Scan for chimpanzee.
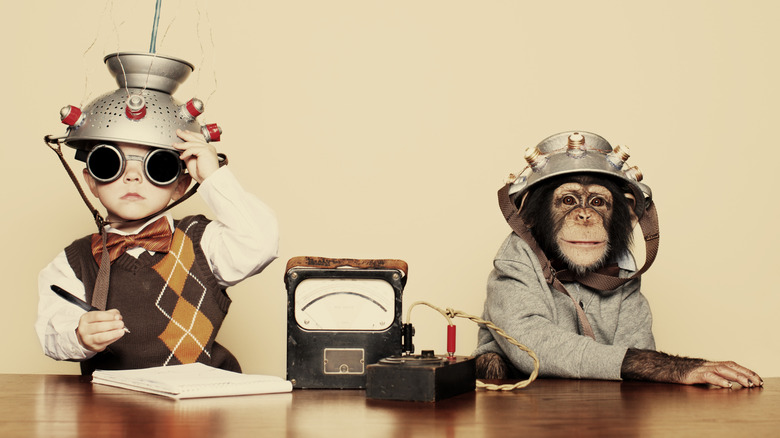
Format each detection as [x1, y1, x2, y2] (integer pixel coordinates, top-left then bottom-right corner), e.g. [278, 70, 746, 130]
[473, 131, 762, 388]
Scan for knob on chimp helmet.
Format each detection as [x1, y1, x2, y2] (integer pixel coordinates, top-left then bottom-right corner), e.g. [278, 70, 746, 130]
[55, 52, 221, 156]
[506, 131, 652, 219]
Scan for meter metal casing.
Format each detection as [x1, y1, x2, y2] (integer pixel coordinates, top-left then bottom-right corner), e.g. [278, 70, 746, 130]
[285, 257, 406, 389]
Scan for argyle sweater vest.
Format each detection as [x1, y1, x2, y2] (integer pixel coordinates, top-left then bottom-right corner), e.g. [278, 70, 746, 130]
[65, 215, 241, 375]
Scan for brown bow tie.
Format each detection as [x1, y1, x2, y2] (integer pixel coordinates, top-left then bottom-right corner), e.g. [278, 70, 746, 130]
[91, 217, 173, 264]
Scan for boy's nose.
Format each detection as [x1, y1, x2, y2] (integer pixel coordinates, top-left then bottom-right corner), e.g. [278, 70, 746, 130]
[123, 161, 143, 183]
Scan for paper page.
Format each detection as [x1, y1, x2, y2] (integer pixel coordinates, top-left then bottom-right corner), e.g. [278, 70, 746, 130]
[92, 363, 293, 399]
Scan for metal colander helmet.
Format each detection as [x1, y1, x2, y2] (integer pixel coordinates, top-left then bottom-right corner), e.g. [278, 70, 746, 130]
[506, 131, 652, 219]
[54, 52, 222, 158]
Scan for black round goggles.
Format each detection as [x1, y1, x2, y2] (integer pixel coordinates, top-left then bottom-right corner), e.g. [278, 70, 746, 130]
[86, 144, 184, 186]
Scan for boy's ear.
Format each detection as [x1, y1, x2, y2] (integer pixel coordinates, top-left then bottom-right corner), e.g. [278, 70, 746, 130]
[171, 173, 192, 201]
[82, 168, 99, 197]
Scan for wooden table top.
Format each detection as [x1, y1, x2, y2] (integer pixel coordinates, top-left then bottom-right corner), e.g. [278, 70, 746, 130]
[0, 374, 776, 437]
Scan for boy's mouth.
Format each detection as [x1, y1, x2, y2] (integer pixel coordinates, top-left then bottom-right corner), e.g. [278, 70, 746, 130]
[121, 192, 144, 201]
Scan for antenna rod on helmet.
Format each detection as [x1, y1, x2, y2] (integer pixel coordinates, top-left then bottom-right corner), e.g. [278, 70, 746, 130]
[149, 0, 163, 53]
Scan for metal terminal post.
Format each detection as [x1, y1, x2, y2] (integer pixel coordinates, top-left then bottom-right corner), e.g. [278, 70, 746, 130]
[607, 144, 631, 169]
[566, 132, 587, 158]
[524, 146, 548, 171]
[402, 323, 415, 354]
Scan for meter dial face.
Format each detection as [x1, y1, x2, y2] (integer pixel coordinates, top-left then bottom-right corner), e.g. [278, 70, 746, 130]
[294, 278, 395, 331]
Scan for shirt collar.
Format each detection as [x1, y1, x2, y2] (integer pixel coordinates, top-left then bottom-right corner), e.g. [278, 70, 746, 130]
[614, 250, 637, 272]
[104, 213, 174, 236]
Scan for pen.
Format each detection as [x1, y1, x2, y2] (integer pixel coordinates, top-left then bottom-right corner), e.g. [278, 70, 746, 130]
[50, 285, 130, 333]
[51, 285, 97, 311]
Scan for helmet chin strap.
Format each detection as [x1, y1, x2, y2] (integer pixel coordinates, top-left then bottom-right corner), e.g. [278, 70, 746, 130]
[497, 182, 660, 339]
[45, 136, 108, 232]
[44, 135, 227, 309]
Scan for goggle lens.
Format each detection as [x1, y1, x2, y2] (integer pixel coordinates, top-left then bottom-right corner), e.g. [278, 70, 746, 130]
[86, 145, 182, 186]
[87, 145, 124, 182]
[145, 149, 182, 186]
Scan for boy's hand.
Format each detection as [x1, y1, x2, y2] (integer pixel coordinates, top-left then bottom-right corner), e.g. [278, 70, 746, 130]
[76, 309, 127, 352]
[173, 129, 220, 183]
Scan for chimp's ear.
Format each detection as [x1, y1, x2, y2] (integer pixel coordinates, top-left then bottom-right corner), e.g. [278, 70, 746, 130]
[624, 192, 638, 229]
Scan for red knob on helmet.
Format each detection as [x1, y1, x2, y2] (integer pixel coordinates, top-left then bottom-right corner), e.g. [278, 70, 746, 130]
[125, 95, 147, 121]
[182, 98, 204, 120]
[60, 105, 84, 127]
[202, 123, 222, 142]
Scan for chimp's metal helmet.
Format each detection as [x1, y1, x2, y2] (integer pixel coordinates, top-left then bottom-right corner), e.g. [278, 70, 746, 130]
[506, 131, 652, 218]
[55, 52, 221, 158]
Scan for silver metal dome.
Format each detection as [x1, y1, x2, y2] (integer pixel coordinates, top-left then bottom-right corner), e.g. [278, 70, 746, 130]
[54, 52, 219, 153]
[507, 131, 652, 218]
[104, 52, 194, 94]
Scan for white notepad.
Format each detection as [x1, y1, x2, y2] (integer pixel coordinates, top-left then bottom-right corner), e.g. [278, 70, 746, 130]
[92, 363, 293, 399]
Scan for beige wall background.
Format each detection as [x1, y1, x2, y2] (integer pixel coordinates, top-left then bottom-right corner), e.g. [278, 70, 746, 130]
[2, 0, 778, 377]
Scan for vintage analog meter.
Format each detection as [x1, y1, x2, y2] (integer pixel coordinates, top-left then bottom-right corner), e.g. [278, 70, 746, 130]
[285, 257, 407, 389]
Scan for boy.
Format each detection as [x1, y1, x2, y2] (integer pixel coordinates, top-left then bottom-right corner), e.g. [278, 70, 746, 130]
[37, 52, 278, 375]
[37, 130, 278, 374]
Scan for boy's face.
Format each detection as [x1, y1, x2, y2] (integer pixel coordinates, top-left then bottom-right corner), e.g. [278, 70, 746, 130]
[83, 143, 190, 231]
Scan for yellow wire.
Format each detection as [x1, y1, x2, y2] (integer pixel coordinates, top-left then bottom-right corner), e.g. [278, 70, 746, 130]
[404, 301, 540, 391]
[405, 301, 452, 325]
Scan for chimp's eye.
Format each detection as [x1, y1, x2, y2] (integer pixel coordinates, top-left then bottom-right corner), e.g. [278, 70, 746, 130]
[591, 197, 606, 207]
[562, 195, 577, 206]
